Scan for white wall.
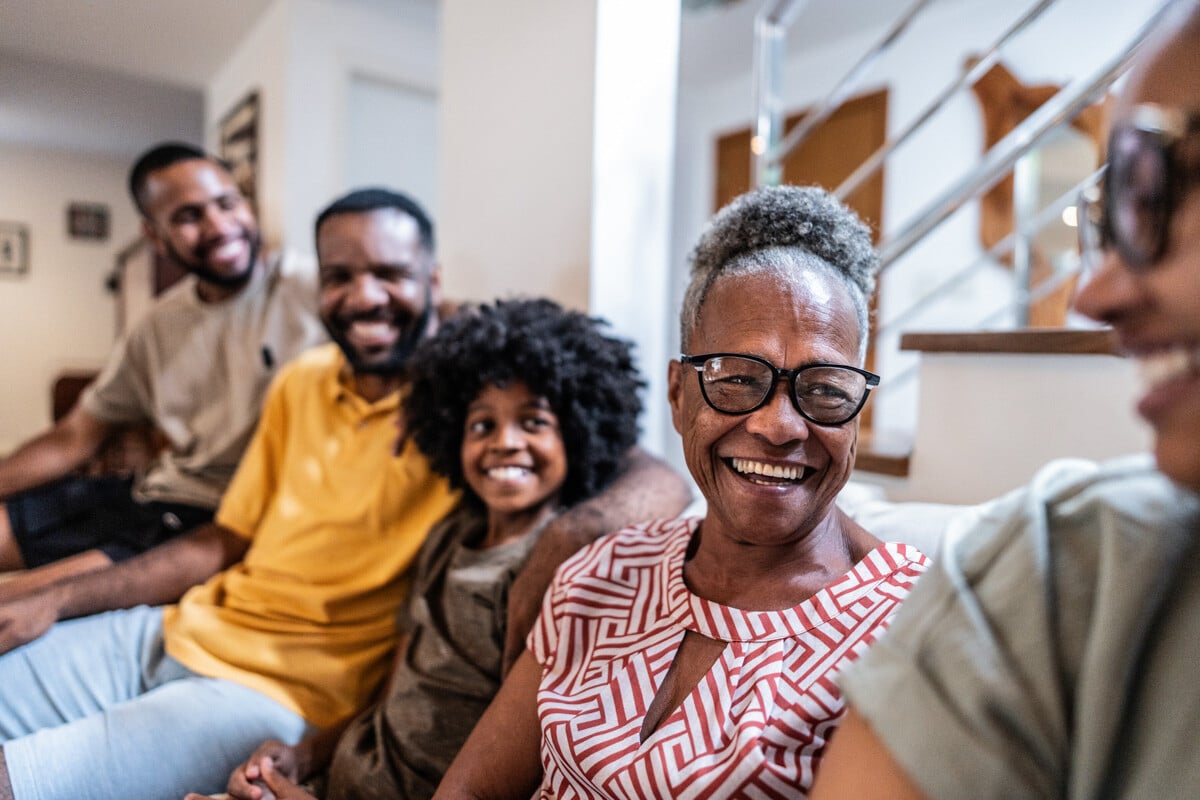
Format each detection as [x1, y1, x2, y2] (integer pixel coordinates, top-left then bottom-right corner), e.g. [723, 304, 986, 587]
[0, 144, 140, 452]
[440, 0, 680, 457]
[672, 0, 1163, 465]
[589, 1, 680, 459]
[206, 0, 439, 253]
[0, 50, 201, 452]
[877, 351, 1151, 504]
[346, 75, 439, 216]
[206, 0, 293, 251]
[283, 0, 439, 250]
[439, 0, 598, 311]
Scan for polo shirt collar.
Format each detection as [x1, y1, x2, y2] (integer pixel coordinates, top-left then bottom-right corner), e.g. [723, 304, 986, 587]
[327, 349, 403, 415]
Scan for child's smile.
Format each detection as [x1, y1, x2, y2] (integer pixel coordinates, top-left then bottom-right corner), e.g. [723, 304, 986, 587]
[462, 381, 568, 542]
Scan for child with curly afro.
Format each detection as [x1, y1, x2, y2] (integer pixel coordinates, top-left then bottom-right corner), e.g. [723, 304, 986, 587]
[220, 297, 644, 800]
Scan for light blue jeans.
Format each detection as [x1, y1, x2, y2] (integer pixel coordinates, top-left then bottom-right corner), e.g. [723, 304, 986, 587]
[0, 605, 313, 800]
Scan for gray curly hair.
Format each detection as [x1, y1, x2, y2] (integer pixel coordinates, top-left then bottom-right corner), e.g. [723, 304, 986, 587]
[680, 185, 879, 362]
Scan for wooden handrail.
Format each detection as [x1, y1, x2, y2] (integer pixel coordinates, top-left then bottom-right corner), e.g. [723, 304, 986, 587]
[899, 328, 1119, 355]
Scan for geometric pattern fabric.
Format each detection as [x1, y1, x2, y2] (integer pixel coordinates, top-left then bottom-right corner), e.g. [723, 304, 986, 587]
[530, 516, 929, 798]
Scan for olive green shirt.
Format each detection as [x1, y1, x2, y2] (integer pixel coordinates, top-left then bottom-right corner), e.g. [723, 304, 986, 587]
[841, 454, 1200, 799]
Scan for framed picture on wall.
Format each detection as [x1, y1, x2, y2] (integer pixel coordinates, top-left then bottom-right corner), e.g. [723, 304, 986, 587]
[0, 221, 29, 277]
[219, 90, 260, 214]
[67, 202, 110, 241]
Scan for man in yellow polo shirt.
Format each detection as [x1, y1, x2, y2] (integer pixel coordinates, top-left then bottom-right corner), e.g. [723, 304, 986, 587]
[0, 189, 691, 800]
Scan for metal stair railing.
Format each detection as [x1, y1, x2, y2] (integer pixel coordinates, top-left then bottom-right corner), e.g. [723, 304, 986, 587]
[869, 164, 1107, 400]
[753, 0, 933, 187]
[744, 0, 1176, 460]
[833, 0, 1057, 202]
[978, 168, 1108, 327]
[876, 1, 1172, 270]
[751, 0, 811, 187]
[750, 0, 1172, 277]
[875, 165, 1105, 340]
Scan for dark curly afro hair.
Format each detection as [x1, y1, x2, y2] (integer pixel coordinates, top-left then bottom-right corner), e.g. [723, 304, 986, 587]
[403, 297, 643, 508]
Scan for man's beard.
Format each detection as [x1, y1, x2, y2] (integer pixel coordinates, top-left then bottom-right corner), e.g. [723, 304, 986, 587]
[326, 283, 433, 376]
[167, 229, 260, 290]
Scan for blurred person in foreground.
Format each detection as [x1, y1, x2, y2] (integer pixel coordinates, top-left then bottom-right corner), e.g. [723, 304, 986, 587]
[812, 3, 1200, 797]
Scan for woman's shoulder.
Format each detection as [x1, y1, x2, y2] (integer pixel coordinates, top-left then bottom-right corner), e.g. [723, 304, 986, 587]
[555, 516, 698, 584]
[872, 541, 931, 574]
[823, 542, 930, 617]
[607, 515, 697, 546]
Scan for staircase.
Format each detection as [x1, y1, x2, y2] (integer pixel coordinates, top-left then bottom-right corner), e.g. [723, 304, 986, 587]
[739, 0, 1168, 502]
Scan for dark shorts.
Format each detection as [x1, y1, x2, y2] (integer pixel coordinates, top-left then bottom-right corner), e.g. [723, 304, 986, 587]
[6, 475, 214, 567]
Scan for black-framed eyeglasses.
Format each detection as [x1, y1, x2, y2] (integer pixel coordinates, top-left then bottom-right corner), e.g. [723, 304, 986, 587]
[680, 353, 879, 426]
[1078, 103, 1200, 272]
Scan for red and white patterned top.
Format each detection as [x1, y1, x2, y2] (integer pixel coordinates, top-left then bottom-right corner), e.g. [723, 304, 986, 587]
[529, 516, 929, 799]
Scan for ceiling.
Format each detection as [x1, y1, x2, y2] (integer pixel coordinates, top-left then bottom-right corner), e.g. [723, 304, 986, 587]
[0, 0, 437, 89]
[0, 0, 920, 92]
[678, 0, 936, 84]
[0, 0, 275, 88]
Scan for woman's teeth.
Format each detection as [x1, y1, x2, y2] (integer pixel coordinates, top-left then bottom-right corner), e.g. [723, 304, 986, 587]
[731, 458, 806, 482]
[1139, 347, 1200, 390]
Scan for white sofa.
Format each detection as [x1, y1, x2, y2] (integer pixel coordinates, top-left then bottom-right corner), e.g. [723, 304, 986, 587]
[679, 481, 988, 559]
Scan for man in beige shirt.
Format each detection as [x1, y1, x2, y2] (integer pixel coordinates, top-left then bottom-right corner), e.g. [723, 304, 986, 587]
[0, 142, 326, 595]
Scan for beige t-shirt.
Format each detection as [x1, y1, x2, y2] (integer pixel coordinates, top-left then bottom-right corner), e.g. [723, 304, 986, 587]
[81, 251, 327, 508]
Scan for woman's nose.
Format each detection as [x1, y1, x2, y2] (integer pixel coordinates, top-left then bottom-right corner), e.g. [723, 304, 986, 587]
[744, 381, 809, 445]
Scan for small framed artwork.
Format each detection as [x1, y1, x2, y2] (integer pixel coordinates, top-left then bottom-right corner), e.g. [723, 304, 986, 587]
[0, 222, 29, 277]
[219, 90, 261, 213]
[67, 202, 111, 241]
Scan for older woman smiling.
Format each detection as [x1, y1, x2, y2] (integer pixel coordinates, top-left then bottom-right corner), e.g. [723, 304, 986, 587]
[433, 185, 930, 799]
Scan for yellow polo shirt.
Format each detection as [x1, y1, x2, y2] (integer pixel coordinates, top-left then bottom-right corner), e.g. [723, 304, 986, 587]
[162, 344, 456, 728]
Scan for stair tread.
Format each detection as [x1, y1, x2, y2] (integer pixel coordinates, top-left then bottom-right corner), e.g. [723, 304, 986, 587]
[855, 430, 912, 477]
[899, 328, 1118, 355]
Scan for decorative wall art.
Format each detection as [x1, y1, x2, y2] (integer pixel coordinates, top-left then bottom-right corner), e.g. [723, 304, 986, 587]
[0, 222, 29, 277]
[67, 202, 110, 241]
[219, 90, 261, 213]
